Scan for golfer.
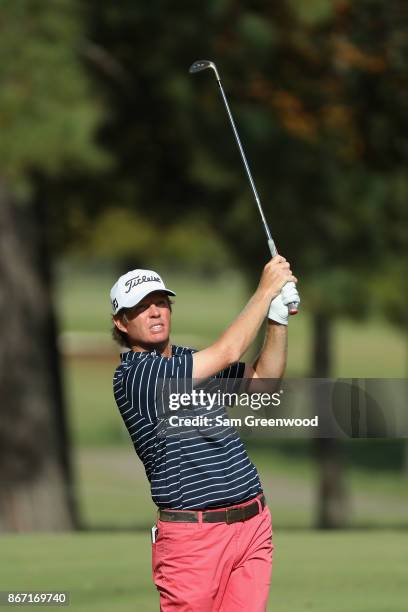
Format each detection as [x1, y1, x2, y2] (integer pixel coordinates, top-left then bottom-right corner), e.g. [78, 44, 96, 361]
[111, 257, 298, 611]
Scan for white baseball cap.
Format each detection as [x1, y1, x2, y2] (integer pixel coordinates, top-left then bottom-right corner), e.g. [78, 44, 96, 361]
[110, 269, 176, 315]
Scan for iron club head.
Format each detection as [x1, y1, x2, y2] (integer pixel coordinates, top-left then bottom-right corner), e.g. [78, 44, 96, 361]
[188, 60, 220, 80]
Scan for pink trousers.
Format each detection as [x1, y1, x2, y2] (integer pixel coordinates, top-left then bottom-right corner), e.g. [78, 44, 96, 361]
[152, 496, 273, 611]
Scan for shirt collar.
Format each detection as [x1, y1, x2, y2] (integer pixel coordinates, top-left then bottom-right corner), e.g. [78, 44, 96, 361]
[120, 345, 177, 362]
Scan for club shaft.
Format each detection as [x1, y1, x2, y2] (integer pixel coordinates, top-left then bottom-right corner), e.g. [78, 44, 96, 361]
[207, 65, 298, 315]
[216, 80, 277, 254]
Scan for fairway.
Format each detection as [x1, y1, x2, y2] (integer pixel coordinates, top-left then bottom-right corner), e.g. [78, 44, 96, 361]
[2, 531, 407, 611]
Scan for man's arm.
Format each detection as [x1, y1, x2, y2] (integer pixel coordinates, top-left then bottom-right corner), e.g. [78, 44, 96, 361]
[244, 321, 288, 380]
[192, 256, 296, 379]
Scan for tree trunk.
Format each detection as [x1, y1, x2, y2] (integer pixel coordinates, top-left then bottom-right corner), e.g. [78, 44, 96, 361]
[0, 180, 78, 531]
[403, 441, 408, 475]
[312, 312, 349, 529]
[404, 342, 408, 475]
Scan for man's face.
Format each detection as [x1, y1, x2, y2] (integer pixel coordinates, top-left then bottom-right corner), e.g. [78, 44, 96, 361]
[114, 291, 172, 349]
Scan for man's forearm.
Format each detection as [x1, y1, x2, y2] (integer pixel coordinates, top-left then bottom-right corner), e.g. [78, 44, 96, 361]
[193, 289, 272, 380]
[193, 256, 296, 380]
[220, 290, 272, 362]
[252, 321, 288, 379]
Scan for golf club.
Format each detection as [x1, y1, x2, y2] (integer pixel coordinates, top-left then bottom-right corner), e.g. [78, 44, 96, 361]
[189, 59, 300, 315]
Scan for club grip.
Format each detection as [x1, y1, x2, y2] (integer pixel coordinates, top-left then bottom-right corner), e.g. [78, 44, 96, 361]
[267, 241, 300, 315]
[287, 301, 299, 315]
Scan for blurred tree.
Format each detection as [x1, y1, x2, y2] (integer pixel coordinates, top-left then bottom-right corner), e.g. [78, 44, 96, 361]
[69, 206, 231, 276]
[51, 0, 406, 525]
[75, 0, 384, 529]
[0, 0, 105, 531]
[284, 0, 408, 523]
[77, 0, 354, 528]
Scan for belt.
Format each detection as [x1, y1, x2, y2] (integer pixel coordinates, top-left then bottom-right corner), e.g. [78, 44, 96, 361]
[159, 494, 265, 524]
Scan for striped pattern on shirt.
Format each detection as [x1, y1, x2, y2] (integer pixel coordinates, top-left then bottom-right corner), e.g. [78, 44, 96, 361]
[113, 345, 262, 509]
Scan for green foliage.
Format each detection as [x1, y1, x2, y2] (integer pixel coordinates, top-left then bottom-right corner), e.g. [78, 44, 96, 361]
[161, 218, 232, 274]
[5, 0, 403, 326]
[80, 208, 157, 262]
[0, 0, 107, 186]
[287, 0, 334, 25]
[372, 259, 408, 328]
[237, 13, 277, 51]
[68, 207, 231, 274]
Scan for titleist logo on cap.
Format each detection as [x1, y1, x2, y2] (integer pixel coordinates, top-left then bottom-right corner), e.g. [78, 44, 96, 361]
[124, 274, 161, 294]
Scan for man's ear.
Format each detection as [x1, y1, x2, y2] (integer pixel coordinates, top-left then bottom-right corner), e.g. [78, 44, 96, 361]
[113, 314, 128, 333]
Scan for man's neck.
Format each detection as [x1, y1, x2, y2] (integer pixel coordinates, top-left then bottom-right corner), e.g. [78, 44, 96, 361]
[131, 340, 172, 358]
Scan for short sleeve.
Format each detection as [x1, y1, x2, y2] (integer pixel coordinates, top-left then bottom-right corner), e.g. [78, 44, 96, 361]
[213, 361, 246, 394]
[123, 352, 193, 423]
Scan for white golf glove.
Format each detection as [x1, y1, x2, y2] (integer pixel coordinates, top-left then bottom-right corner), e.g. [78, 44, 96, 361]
[280, 281, 299, 307]
[268, 284, 300, 325]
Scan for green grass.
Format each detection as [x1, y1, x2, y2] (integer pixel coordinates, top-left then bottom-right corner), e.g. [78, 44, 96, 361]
[72, 446, 407, 531]
[334, 319, 407, 377]
[63, 357, 124, 446]
[1, 531, 407, 611]
[74, 448, 157, 528]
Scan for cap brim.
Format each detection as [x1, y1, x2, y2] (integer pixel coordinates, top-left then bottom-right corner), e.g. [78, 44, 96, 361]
[118, 287, 176, 312]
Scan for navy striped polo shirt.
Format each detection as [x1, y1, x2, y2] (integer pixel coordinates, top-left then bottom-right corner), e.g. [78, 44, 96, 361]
[113, 345, 262, 509]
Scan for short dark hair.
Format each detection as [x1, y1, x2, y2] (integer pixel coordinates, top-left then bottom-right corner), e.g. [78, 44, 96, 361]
[111, 296, 173, 349]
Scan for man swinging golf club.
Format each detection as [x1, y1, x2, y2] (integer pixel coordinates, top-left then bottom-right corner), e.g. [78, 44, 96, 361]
[110, 258, 299, 611]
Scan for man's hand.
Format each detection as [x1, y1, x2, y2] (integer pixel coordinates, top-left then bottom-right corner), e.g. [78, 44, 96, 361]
[268, 284, 300, 326]
[267, 293, 289, 326]
[192, 255, 296, 380]
[257, 255, 297, 302]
